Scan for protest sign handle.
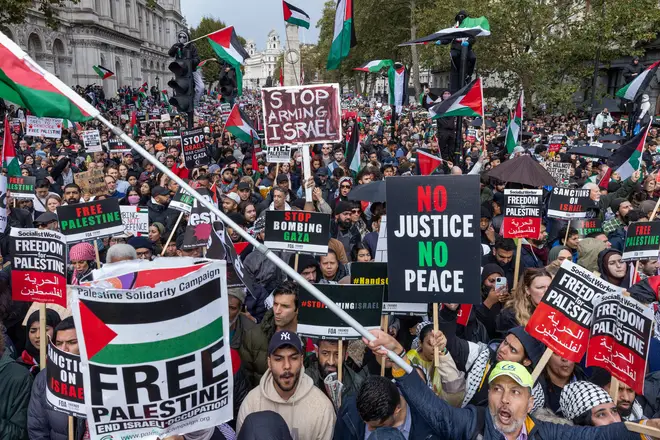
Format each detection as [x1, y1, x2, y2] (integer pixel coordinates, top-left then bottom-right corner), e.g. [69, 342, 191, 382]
[532, 347, 553, 382]
[564, 220, 571, 244]
[275, 163, 280, 179]
[39, 303, 46, 369]
[338, 339, 343, 383]
[68, 416, 74, 440]
[293, 253, 299, 272]
[93, 241, 101, 268]
[610, 377, 619, 403]
[302, 145, 313, 202]
[624, 421, 660, 438]
[433, 303, 440, 367]
[95, 114, 414, 374]
[648, 196, 660, 221]
[513, 240, 522, 290]
[380, 315, 389, 376]
[161, 212, 184, 256]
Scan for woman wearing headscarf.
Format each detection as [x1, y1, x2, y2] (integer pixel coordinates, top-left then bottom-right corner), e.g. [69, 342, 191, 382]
[545, 245, 572, 276]
[597, 248, 630, 288]
[17, 309, 61, 376]
[67, 243, 97, 285]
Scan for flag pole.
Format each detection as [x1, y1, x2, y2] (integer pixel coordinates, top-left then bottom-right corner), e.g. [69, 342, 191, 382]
[93, 113, 413, 374]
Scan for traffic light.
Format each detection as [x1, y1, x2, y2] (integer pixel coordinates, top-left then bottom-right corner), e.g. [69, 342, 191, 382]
[219, 66, 237, 104]
[168, 57, 194, 113]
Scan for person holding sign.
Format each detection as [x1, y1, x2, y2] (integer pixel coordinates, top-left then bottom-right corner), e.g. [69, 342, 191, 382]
[28, 317, 85, 440]
[16, 310, 60, 377]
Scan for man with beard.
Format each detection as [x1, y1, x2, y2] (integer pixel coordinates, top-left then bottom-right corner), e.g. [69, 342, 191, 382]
[482, 237, 516, 287]
[219, 167, 237, 193]
[237, 331, 335, 439]
[62, 183, 82, 205]
[330, 201, 361, 257]
[591, 368, 646, 421]
[519, 224, 549, 271]
[305, 339, 367, 405]
[363, 330, 660, 439]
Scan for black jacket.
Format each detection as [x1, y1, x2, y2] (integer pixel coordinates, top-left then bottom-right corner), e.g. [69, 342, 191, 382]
[480, 253, 515, 289]
[28, 370, 85, 440]
[0, 208, 33, 260]
[0, 351, 33, 440]
[304, 354, 367, 403]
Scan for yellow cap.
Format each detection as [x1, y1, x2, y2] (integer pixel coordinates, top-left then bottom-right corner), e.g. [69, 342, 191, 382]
[488, 361, 534, 389]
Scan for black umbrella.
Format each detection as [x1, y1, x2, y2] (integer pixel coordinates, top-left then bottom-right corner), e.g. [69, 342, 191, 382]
[598, 134, 625, 142]
[569, 145, 612, 159]
[486, 155, 556, 187]
[471, 118, 496, 128]
[347, 181, 386, 202]
[601, 142, 621, 151]
[495, 131, 536, 141]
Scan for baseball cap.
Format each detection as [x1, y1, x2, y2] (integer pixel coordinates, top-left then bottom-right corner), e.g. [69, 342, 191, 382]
[276, 174, 289, 183]
[221, 192, 241, 205]
[268, 330, 303, 355]
[488, 361, 534, 389]
[34, 212, 58, 226]
[237, 181, 251, 191]
[151, 186, 169, 197]
[316, 166, 329, 177]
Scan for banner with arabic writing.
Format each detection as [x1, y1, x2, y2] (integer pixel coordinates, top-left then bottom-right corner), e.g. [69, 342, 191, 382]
[586, 293, 653, 395]
[526, 260, 621, 362]
[10, 228, 67, 307]
[502, 189, 543, 239]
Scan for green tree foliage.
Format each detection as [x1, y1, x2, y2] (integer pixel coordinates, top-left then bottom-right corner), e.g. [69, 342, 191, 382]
[189, 16, 247, 84]
[316, 0, 660, 111]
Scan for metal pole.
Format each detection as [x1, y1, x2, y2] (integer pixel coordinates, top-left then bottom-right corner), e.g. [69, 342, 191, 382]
[454, 41, 469, 165]
[95, 113, 412, 374]
[589, 1, 606, 120]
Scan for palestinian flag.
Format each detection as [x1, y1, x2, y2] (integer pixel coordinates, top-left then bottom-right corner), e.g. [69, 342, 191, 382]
[62, 119, 82, 132]
[197, 58, 215, 70]
[92, 65, 114, 80]
[608, 121, 651, 181]
[400, 16, 490, 46]
[388, 65, 408, 113]
[225, 104, 259, 142]
[0, 32, 97, 121]
[505, 90, 524, 153]
[327, 0, 357, 70]
[419, 92, 439, 110]
[130, 111, 138, 137]
[283, 1, 311, 29]
[597, 165, 612, 189]
[354, 59, 392, 72]
[616, 61, 660, 102]
[417, 148, 442, 175]
[2, 115, 20, 176]
[160, 90, 171, 112]
[75, 266, 226, 366]
[207, 26, 250, 96]
[345, 120, 361, 174]
[429, 78, 483, 119]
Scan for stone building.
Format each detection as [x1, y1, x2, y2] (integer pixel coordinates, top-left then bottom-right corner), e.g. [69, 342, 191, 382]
[243, 30, 285, 90]
[4, 0, 184, 97]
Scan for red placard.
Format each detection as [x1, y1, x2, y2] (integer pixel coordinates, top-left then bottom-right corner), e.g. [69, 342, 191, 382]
[586, 293, 653, 395]
[456, 304, 472, 327]
[526, 260, 621, 362]
[502, 189, 543, 239]
[261, 83, 342, 146]
[502, 218, 542, 239]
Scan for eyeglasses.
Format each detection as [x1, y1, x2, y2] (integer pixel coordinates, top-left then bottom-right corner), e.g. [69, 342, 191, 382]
[340, 185, 351, 189]
[136, 250, 152, 257]
[351, 209, 361, 214]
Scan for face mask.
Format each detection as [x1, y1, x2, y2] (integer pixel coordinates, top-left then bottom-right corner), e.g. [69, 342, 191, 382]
[128, 195, 140, 205]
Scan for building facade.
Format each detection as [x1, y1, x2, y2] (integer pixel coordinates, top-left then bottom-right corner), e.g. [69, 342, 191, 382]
[243, 30, 284, 90]
[5, 0, 184, 97]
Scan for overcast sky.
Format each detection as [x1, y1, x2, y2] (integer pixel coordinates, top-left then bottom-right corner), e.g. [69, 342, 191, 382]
[181, 0, 328, 50]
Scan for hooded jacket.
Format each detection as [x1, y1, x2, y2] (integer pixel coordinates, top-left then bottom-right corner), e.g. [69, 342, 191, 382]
[237, 366, 336, 440]
[237, 411, 293, 440]
[239, 309, 277, 388]
[0, 351, 33, 440]
[577, 238, 607, 273]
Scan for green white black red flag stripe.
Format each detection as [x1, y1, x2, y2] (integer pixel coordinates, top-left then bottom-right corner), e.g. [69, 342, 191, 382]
[400, 16, 490, 46]
[429, 78, 483, 119]
[608, 121, 651, 181]
[616, 61, 660, 102]
[93, 65, 114, 79]
[327, 0, 356, 70]
[283, 1, 311, 29]
[354, 60, 393, 72]
[225, 104, 259, 143]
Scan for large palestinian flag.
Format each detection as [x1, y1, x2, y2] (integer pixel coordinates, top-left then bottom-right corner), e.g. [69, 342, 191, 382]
[327, 0, 357, 70]
[225, 104, 259, 143]
[417, 148, 443, 175]
[388, 65, 409, 113]
[616, 61, 660, 102]
[505, 90, 524, 153]
[0, 32, 98, 121]
[74, 261, 226, 366]
[345, 119, 361, 174]
[400, 16, 490, 46]
[608, 121, 651, 181]
[429, 78, 483, 119]
[207, 26, 250, 96]
[354, 60, 393, 72]
[283, 1, 311, 29]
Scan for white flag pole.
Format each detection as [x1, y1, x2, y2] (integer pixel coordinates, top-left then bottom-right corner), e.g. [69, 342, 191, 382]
[95, 113, 412, 373]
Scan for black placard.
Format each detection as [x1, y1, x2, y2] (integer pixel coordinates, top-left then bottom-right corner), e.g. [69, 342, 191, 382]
[622, 221, 660, 261]
[169, 187, 195, 214]
[181, 127, 210, 169]
[385, 175, 481, 304]
[297, 284, 384, 339]
[8, 176, 36, 200]
[108, 138, 130, 154]
[46, 342, 85, 417]
[574, 218, 603, 238]
[264, 210, 330, 254]
[57, 198, 124, 243]
[547, 187, 595, 219]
